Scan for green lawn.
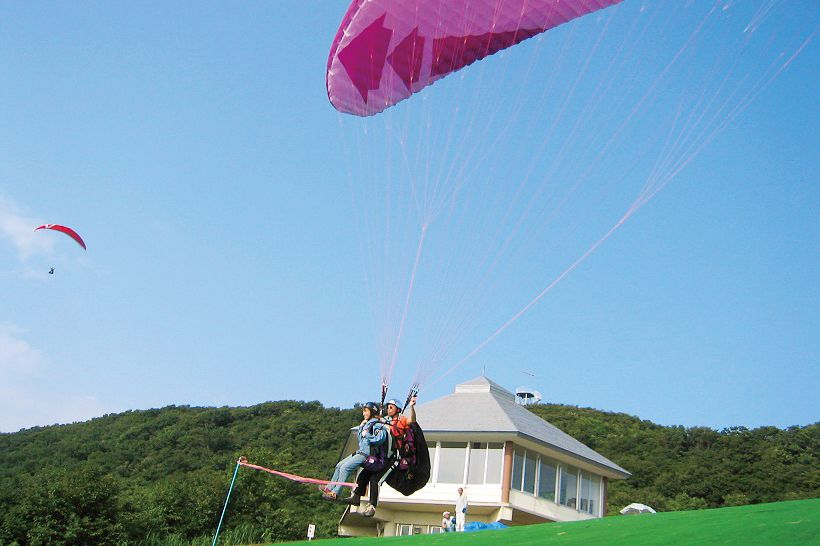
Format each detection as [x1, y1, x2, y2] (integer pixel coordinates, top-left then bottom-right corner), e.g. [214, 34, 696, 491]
[281, 499, 819, 546]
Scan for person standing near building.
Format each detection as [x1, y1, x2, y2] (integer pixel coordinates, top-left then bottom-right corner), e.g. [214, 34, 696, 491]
[441, 511, 454, 532]
[455, 487, 468, 531]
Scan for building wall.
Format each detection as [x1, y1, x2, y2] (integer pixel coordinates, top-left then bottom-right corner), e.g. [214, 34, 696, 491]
[360, 437, 605, 536]
[379, 480, 504, 506]
[383, 507, 507, 537]
[508, 443, 605, 517]
[508, 490, 597, 523]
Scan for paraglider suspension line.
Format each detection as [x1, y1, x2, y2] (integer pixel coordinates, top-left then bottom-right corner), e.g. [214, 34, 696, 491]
[380, 382, 389, 416]
[402, 383, 419, 415]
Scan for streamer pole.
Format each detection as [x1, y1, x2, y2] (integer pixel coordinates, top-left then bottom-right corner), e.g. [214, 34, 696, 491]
[212, 457, 242, 546]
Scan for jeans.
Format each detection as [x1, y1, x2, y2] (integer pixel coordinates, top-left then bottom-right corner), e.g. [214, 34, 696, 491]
[456, 511, 466, 531]
[329, 453, 366, 494]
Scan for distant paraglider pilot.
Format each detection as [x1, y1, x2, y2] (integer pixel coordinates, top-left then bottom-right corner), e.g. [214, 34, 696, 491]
[48, 268, 54, 274]
[320, 402, 386, 501]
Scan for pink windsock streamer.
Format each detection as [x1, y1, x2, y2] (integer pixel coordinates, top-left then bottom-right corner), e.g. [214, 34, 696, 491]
[238, 461, 356, 488]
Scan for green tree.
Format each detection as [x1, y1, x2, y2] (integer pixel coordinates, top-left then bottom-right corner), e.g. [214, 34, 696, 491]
[16, 466, 126, 545]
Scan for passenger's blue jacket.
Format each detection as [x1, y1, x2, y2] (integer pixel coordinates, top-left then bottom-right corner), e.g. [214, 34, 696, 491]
[356, 417, 387, 455]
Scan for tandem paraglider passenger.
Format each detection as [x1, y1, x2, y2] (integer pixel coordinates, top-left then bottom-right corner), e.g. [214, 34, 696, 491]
[320, 401, 386, 501]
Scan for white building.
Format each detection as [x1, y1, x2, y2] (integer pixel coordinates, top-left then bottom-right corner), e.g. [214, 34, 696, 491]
[338, 376, 630, 537]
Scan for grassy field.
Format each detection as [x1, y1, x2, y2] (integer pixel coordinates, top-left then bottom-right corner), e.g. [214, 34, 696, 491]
[280, 499, 819, 546]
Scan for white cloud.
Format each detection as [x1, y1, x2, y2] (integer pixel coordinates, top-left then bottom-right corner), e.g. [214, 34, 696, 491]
[0, 387, 109, 433]
[0, 322, 45, 378]
[0, 323, 111, 433]
[0, 196, 52, 260]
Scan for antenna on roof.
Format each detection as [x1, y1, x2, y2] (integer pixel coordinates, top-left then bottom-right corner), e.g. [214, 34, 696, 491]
[515, 387, 541, 406]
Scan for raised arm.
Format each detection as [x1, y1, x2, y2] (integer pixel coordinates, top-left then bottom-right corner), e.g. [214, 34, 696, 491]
[406, 396, 417, 423]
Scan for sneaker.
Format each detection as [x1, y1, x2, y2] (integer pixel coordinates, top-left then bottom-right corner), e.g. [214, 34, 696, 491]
[344, 494, 361, 506]
[362, 504, 376, 517]
[318, 485, 330, 494]
[322, 491, 338, 501]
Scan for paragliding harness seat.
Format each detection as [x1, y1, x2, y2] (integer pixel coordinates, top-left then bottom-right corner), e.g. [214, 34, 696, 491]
[381, 422, 431, 496]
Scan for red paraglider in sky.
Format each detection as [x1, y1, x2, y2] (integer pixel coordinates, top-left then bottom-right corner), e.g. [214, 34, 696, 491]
[33, 224, 87, 250]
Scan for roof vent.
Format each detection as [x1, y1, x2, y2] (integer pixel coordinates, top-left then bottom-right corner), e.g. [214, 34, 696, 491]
[515, 387, 541, 405]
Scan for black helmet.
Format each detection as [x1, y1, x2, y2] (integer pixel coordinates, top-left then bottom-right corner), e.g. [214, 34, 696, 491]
[385, 398, 403, 411]
[362, 401, 380, 415]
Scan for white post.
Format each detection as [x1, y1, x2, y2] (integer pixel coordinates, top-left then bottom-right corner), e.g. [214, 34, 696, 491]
[462, 442, 471, 485]
[432, 441, 441, 485]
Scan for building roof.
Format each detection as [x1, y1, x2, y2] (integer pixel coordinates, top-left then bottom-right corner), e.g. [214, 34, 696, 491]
[414, 376, 630, 478]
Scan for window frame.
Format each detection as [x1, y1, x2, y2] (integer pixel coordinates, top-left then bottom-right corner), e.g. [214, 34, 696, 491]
[396, 523, 422, 536]
[537, 456, 557, 502]
[578, 470, 601, 516]
[558, 464, 579, 509]
[466, 442, 505, 485]
[434, 441, 469, 484]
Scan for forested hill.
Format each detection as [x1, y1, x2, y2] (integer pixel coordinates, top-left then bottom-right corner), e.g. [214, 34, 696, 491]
[526, 405, 818, 512]
[0, 402, 817, 546]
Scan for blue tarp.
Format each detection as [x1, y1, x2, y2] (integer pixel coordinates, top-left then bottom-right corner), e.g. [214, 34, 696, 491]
[463, 521, 508, 532]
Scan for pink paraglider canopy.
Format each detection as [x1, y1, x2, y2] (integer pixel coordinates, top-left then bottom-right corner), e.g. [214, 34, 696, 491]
[33, 224, 87, 250]
[327, 0, 622, 116]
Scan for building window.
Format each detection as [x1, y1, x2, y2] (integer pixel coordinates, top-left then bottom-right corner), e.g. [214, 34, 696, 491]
[396, 524, 422, 536]
[559, 465, 578, 509]
[511, 448, 524, 490]
[511, 447, 542, 495]
[467, 442, 486, 485]
[429, 526, 444, 534]
[437, 442, 468, 484]
[508, 447, 589, 513]
[523, 450, 537, 494]
[512, 447, 537, 494]
[579, 472, 601, 516]
[538, 458, 557, 502]
[485, 443, 503, 484]
[466, 442, 504, 485]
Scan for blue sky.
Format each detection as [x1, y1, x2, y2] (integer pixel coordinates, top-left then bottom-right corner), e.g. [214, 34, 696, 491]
[1, 1, 817, 433]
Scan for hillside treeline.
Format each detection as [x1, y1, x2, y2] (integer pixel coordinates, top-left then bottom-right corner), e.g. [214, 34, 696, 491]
[0, 401, 817, 545]
[527, 406, 818, 512]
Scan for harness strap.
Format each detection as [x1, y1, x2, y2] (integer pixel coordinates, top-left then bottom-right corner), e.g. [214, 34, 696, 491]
[378, 459, 399, 486]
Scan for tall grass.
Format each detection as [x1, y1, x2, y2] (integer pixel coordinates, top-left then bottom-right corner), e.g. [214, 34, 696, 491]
[142, 523, 272, 546]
